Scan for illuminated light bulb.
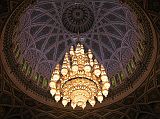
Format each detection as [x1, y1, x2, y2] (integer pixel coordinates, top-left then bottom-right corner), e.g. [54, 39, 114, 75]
[71, 102, 76, 109]
[55, 93, 61, 102]
[62, 59, 68, 67]
[72, 65, 78, 72]
[101, 74, 109, 82]
[94, 69, 101, 77]
[80, 45, 84, 54]
[82, 103, 86, 109]
[72, 57, 78, 72]
[97, 92, 103, 103]
[89, 99, 96, 107]
[90, 59, 94, 67]
[49, 81, 56, 88]
[102, 89, 109, 97]
[62, 99, 68, 107]
[50, 88, 56, 96]
[93, 59, 101, 76]
[103, 82, 110, 89]
[64, 52, 69, 59]
[70, 46, 74, 55]
[52, 64, 60, 81]
[76, 44, 81, 54]
[101, 65, 109, 82]
[53, 73, 60, 82]
[61, 68, 68, 76]
[84, 63, 91, 72]
[77, 43, 81, 49]
[88, 49, 93, 59]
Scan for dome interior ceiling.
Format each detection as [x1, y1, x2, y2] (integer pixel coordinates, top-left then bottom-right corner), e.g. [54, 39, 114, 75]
[0, 0, 159, 116]
[13, 0, 144, 80]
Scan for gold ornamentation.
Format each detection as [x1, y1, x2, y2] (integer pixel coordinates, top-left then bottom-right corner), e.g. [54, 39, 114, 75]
[49, 43, 110, 109]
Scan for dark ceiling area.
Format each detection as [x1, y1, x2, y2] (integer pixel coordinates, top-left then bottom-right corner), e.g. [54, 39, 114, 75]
[0, 0, 160, 119]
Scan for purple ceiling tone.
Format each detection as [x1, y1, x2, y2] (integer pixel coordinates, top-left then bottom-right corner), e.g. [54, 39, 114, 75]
[13, 0, 143, 79]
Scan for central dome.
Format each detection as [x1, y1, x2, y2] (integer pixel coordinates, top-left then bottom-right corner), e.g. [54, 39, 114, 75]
[1, 0, 157, 110]
[8, 0, 144, 84]
[62, 4, 94, 33]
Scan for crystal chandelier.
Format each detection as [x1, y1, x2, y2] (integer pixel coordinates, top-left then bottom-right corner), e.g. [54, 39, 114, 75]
[49, 43, 110, 109]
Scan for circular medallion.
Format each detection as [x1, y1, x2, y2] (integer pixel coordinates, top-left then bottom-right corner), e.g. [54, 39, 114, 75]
[62, 4, 94, 33]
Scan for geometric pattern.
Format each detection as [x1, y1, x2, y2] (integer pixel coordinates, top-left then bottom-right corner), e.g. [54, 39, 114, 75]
[0, 0, 160, 119]
[0, 54, 160, 119]
[62, 4, 94, 33]
[13, 0, 143, 79]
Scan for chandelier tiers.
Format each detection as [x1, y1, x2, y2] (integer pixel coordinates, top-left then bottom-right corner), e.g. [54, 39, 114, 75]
[49, 43, 111, 109]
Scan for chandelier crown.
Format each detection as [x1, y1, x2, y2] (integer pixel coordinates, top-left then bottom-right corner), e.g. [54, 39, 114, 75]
[49, 43, 110, 109]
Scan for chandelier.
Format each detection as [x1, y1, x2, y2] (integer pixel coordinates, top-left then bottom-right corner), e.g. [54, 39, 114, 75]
[49, 43, 110, 109]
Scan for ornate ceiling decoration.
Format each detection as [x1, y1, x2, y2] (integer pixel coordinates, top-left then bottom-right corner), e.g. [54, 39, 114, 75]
[0, 57, 160, 119]
[11, 0, 145, 79]
[62, 3, 94, 33]
[0, 0, 158, 111]
[0, 0, 160, 118]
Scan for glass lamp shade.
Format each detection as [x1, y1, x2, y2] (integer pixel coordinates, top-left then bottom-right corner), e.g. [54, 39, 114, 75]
[94, 69, 101, 76]
[61, 68, 68, 76]
[97, 94, 103, 103]
[101, 75, 108, 82]
[88, 49, 93, 58]
[62, 99, 68, 107]
[53, 74, 60, 82]
[88, 53, 93, 59]
[72, 65, 78, 72]
[50, 88, 56, 96]
[80, 48, 84, 54]
[55, 94, 61, 102]
[49, 81, 56, 88]
[102, 89, 109, 97]
[103, 82, 110, 89]
[89, 99, 96, 107]
[84, 65, 91, 72]
[70, 46, 74, 55]
[82, 103, 86, 109]
[71, 102, 76, 109]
